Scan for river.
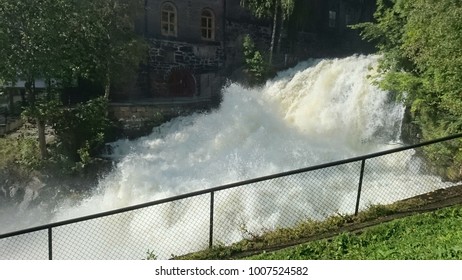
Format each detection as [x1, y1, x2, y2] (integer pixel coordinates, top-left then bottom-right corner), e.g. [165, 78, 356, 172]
[0, 55, 452, 259]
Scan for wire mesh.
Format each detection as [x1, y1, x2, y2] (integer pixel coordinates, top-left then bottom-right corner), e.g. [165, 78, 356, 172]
[213, 162, 361, 246]
[359, 146, 460, 212]
[1, 136, 461, 259]
[0, 230, 48, 260]
[51, 194, 210, 260]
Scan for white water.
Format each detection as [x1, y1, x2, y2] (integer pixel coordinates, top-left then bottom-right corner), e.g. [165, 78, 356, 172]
[0, 55, 453, 259]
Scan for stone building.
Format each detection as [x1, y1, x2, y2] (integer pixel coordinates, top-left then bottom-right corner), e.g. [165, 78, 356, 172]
[111, 0, 376, 103]
[224, 0, 376, 64]
[111, 0, 226, 105]
[109, 0, 376, 134]
[0, 0, 377, 137]
[308, 0, 377, 55]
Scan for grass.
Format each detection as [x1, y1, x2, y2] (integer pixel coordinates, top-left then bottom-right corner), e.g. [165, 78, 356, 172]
[247, 204, 462, 260]
[175, 197, 442, 260]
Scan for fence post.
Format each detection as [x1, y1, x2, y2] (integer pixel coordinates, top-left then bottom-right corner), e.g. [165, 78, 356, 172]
[209, 191, 215, 248]
[355, 159, 366, 215]
[48, 227, 53, 260]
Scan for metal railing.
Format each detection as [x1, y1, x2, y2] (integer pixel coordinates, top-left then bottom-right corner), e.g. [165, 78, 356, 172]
[1, 133, 461, 259]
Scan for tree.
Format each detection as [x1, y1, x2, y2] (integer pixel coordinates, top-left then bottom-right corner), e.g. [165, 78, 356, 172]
[0, 0, 78, 159]
[73, 0, 147, 99]
[242, 34, 267, 85]
[0, 0, 146, 161]
[240, 0, 295, 65]
[354, 0, 462, 180]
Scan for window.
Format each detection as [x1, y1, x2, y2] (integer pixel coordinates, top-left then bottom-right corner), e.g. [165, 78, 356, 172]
[161, 2, 177, 37]
[345, 8, 354, 26]
[328, 10, 336, 28]
[201, 9, 215, 40]
[345, 13, 351, 26]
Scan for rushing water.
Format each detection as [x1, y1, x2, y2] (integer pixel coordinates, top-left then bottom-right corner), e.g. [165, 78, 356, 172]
[0, 55, 452, 259]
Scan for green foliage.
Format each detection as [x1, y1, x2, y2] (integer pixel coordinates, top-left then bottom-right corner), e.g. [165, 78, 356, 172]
[72, 0, 148, 96]
[354, 0, 462, 180]
[242, 35, 268, 85]
[249, 205, 462, 260]
[176, 198, 429, 260]
[144, 250, 158, 260]
[16, 137, 42, 169]
[0, 137, 41, 170]
[0, 0, 147, 162]
[49, 96, 112, 163]
[21, 91, 62, 122]
[240, 0, 295, 64]
[176, 242, 242, 260]
[240, 0, 294, 19]
[0, 0, 147, 93]
[0, 96, 112, 175]
[18, 90, 111, 166]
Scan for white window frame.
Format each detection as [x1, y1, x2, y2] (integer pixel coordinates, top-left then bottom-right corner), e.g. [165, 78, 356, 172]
[201, 9, 215, 41]
[161, 2, 177, 37]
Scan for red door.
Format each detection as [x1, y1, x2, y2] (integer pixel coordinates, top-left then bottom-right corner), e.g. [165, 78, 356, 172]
[168, 69, 196, 97]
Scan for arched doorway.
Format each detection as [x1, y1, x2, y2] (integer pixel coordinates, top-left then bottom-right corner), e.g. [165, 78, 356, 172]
[167, 68, 196, 97]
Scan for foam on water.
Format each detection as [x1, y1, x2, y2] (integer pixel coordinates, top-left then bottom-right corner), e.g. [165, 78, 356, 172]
[0, 55, 451, 259]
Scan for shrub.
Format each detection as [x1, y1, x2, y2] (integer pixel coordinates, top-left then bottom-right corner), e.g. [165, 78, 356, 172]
[49, 96, 112, 164]
[242, 34, 268, 85]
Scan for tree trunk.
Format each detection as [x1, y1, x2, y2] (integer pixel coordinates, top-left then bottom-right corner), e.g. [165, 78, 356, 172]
[104, 71, 111, 100]
[269, 0, 279, 65]
[276, 5, 284, 55]
[26, 80, 47, 159]
[7, 88, 14, 112]
[37, 119, 47, 159]
[20, 89, 27, 106]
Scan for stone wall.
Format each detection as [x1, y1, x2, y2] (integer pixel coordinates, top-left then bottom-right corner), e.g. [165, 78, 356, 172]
[112, 38, 225, 101]
[146, 38, 225, 99]
[108, 100, 217, 138]
[148, 39, 224, 75]
[114, 0, 227, 102]
[223, 0, 376, 74]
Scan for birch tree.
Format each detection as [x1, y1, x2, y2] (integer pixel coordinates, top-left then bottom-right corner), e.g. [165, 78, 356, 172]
[240, 0, 295, 64]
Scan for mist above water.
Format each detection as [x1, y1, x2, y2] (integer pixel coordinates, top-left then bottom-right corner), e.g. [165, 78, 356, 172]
[91, 55, 403, 207]
[2, 55, 448, 259]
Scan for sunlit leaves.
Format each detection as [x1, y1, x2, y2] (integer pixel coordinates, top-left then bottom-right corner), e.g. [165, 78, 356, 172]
[0, 0, 146, 91]
[0, 0, 146, 162]
[240, 0, 295, 64]
[353, 0, 462, 180]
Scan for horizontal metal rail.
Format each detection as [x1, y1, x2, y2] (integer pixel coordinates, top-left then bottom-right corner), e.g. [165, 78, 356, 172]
[1, 132, 462, 240]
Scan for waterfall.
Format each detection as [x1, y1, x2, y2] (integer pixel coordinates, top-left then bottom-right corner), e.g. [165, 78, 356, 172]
[1, 55, 450, 259]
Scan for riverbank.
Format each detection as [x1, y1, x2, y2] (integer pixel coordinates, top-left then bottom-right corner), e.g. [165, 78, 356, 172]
[0, 122, 114, 213]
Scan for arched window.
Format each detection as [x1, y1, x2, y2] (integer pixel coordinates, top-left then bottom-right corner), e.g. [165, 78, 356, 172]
[161, 2, 177, 37]
[201, 9, 215, 40]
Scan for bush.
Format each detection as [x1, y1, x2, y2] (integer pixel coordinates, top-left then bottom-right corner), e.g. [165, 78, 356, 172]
[49, 96, 112, 164]
[242, 34, 268, 86]
[0, 137, 41, 170]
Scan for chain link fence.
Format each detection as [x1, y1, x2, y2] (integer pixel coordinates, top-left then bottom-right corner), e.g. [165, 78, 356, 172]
[1, 134, 461, 259]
